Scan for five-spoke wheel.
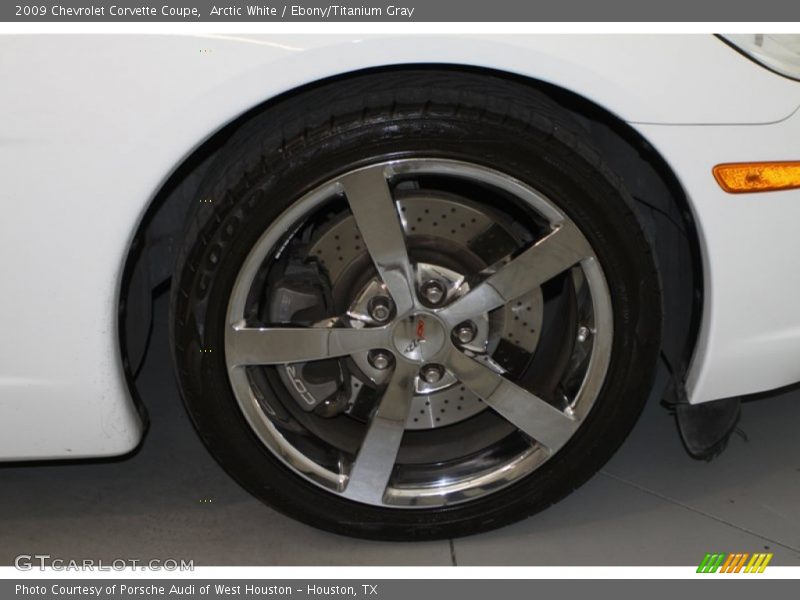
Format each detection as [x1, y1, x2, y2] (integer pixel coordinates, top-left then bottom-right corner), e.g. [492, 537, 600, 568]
[224, 159, 612, 507]
[171, 70, 661, 538]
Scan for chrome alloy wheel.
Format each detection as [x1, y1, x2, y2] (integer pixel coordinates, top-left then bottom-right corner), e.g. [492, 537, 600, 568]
[224, 158, 613, 508]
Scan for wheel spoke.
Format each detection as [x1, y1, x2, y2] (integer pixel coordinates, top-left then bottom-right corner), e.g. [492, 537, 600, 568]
[440, 221, 591, 324]
[343, 360, 418, 504]
[339, 167, 416, 314]
[447, 350, 579, 452]
[226, 325, 389, 366]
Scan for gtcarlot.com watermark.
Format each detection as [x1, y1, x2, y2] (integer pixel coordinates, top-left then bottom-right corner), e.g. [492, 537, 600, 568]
[14, 554, 194, 571]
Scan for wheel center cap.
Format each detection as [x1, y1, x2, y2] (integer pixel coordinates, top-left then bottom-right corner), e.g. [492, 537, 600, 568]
[392, 313, 446, 362]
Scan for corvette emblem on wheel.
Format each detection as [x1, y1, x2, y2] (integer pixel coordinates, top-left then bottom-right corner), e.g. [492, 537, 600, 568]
[416, 318, 426, 341]
[403, 318, 428, 355]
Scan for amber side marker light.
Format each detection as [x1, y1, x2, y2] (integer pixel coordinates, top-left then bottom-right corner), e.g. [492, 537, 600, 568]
[713, 162, 800, 193]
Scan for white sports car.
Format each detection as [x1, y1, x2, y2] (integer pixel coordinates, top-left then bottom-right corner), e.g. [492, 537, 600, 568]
[2, 33, 800, 539]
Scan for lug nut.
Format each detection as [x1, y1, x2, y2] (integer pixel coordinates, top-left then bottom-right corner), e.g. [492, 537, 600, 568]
[368, 350, 393, 370]
[368, 296, 393, 323]
[454, 321, 477, 345]
[420, 364, 445, 384]
[420, 280, 446, 305]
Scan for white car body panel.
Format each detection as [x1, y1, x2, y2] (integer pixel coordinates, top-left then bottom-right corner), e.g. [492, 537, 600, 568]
[0, 33, 798, 460]
[638, 114, 800, 403]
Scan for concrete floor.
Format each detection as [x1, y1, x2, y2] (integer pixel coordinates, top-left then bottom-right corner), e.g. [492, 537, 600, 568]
[2, 296, 800, 566]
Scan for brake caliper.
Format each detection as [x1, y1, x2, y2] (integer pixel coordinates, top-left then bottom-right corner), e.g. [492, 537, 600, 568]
[267, 257, 350, 416]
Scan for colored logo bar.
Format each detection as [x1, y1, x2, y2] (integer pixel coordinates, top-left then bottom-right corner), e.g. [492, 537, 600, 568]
[697, 552, 773, 573]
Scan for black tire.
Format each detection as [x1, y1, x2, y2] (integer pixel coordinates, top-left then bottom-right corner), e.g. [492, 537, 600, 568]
[170, 70, 662, 540]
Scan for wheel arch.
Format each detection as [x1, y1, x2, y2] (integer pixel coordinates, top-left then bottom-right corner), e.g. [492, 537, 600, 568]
[118, 64, 703, 417]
